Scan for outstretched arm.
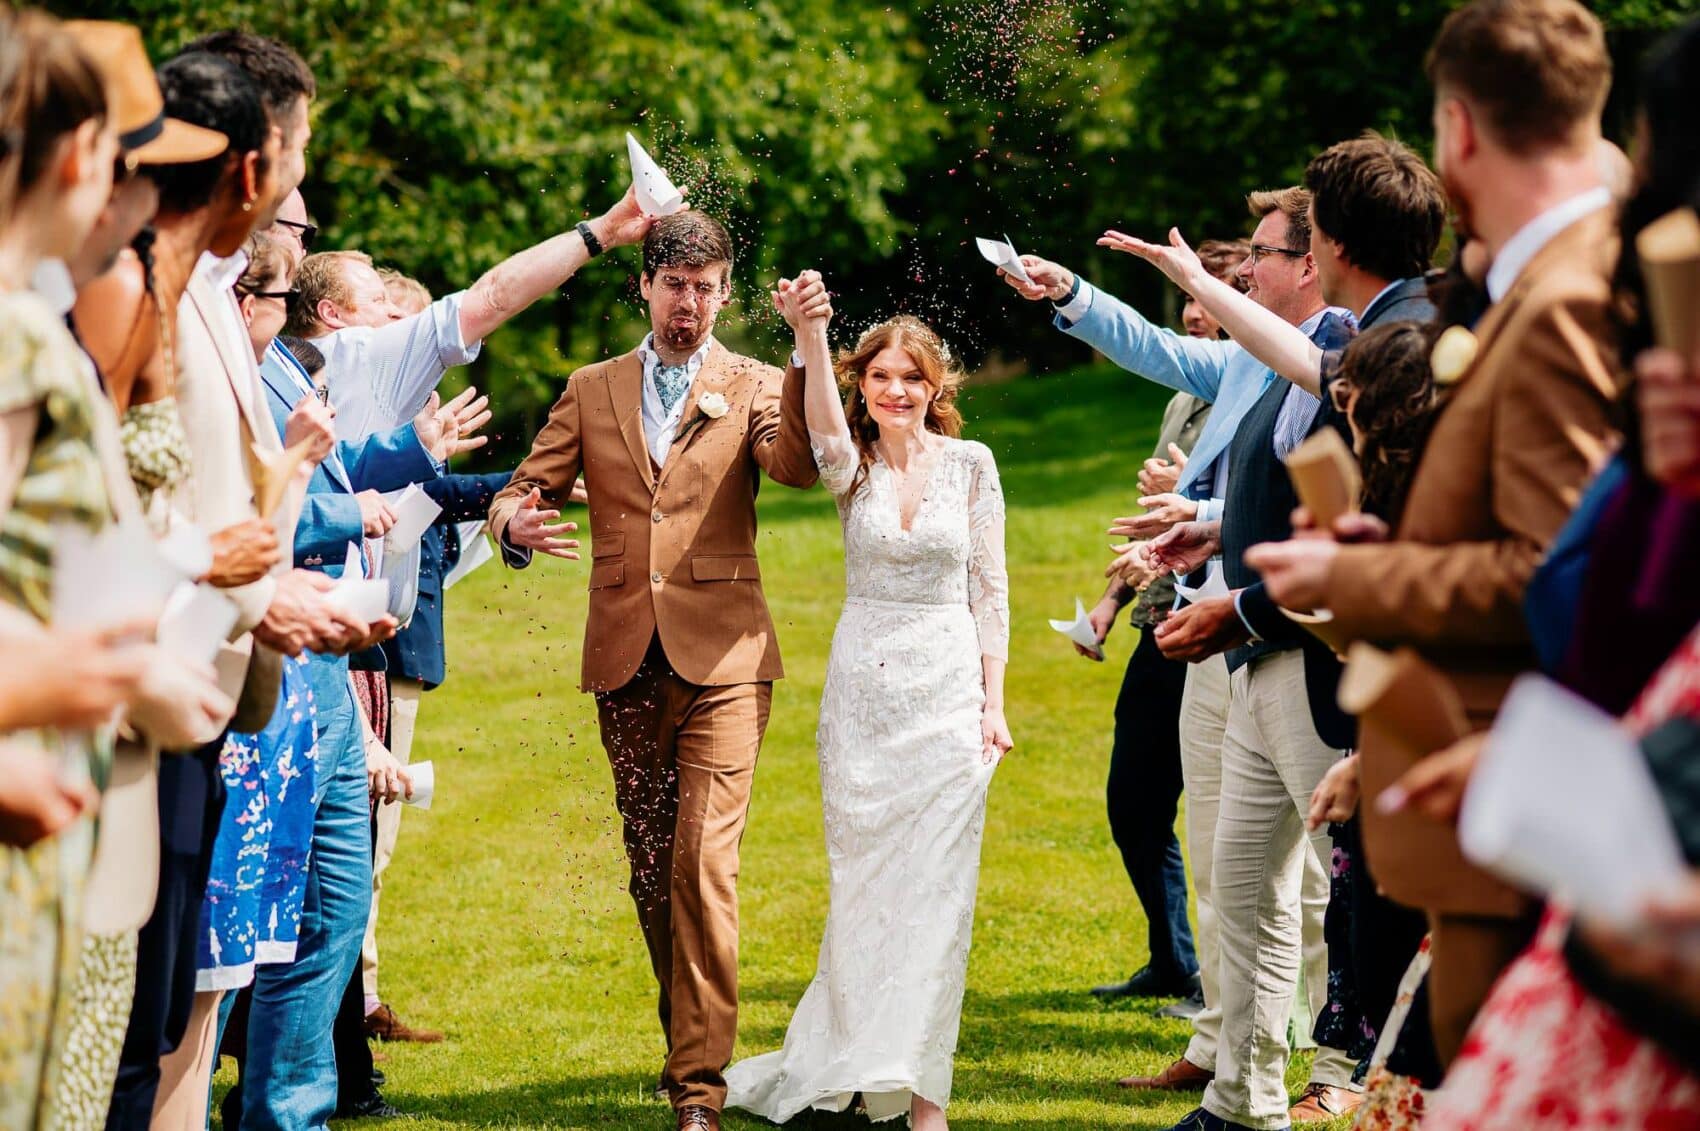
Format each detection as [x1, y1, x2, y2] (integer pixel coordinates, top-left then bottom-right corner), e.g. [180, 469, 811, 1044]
[488, 377, 584, 567]
[1098, 228, 1324, 397]
[458, 186, 656, 346]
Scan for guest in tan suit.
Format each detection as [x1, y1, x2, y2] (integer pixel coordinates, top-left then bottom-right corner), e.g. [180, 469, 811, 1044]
[1246, 0, 1627, 1067]
[489, 212, 825, 1131]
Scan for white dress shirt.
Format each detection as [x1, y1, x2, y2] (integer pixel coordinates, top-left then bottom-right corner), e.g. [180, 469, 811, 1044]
[637, 333, 715, 468]
[1485, 187, 1614, 302]
[315, 290, 481, 441]
[194, 250, 260, 391]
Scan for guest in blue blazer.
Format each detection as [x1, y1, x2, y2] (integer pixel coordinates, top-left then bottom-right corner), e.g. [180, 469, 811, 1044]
[224, 230, 483, 1131]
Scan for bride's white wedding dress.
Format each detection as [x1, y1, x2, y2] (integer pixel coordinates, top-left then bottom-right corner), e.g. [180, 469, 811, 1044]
[724, 429, 1009, 1123]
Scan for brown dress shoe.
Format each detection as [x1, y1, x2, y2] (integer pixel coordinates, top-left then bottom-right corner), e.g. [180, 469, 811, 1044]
[676, 1105, 719, 1131]
[363, 1002, 445, 1043]
[1288, 1083, 1363, 1123]
[1115, 1055, 1214, 1090]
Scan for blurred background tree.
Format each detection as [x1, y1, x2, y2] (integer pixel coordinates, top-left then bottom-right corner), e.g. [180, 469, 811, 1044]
[59, 0, 1692, 461]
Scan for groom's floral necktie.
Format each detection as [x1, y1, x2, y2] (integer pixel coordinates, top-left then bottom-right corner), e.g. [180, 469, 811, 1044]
[654, 363, 692, 415]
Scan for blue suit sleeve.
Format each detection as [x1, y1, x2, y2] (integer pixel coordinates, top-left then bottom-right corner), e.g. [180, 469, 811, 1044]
[424, 471, 515, 523]
[1056, 281, 1234, 402]
[340, 423, 442, 493]
[293, 492, 364, 568]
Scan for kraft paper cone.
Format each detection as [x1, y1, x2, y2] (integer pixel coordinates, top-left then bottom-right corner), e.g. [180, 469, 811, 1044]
[1279, 606, 1354, 655]
[1285, 428, 1361, 529]
[251, 439, 314, 517]
[1637, 207, 1700, 359]
[1337, 644, 1525, 915]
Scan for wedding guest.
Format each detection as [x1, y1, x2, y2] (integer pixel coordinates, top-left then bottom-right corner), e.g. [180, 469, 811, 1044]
[1003, 198, 1359, 1123]
[104, 50, 354, 1131]
[1112, 135, 1450, 1121]
[364, 271, 509, 1047]
[242, 254, 486, 1131]
[1086, 239, 1243, 1017]
[1246, 0, 1628, 1067]
[183, 30, 314, 226]
[0, 12, 146, 1127]
[282, 179, 655, 441]
[43, 24, 247, 1131]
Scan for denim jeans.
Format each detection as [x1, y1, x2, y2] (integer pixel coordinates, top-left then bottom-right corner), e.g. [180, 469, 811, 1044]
[241, 666, 372, 1131]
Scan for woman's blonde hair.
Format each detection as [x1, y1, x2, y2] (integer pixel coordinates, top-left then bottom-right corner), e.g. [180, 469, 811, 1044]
[835, 315, 964, 498]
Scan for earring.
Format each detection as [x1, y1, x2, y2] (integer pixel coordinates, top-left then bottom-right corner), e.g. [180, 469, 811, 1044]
[242, 201, 253, 212]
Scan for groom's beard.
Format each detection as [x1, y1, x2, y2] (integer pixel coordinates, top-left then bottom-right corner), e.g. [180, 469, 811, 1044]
[659, 317, 712, 354]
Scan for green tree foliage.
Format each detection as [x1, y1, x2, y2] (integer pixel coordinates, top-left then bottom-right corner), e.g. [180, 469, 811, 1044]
[57, 0, 1694, 459]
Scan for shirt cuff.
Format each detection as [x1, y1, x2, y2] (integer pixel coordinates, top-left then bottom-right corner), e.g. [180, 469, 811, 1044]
[1233, 589, 1262, 642]
[1052, 277, 1094, 326]
[790, 350, 805, 369]
[1195, 497, 1225, 523]
[434, 290, 484, 366]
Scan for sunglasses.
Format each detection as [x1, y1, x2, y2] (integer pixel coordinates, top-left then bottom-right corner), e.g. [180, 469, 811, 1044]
[274, 218, 318, 251]
[1248, 243, 1307, 267]
[246, 288, 300, 311]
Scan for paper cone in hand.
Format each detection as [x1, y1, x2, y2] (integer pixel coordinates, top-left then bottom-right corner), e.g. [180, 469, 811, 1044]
[1279, 606, 1354, 655]
[251, 439, 314, 517]
[1637, 206, 1700, 359]
[1337, 644, 1524, 915]
[1285, 428, 1361, 529]
[625, 132, 686, 218]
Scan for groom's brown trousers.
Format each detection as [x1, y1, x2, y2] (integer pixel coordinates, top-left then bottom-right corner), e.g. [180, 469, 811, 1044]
[598, 635, 772, 1112]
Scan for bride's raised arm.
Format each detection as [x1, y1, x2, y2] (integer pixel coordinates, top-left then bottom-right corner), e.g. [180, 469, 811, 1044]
[773, 270, 858, 496]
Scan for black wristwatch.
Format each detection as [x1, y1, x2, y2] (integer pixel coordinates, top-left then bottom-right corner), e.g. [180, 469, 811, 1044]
[577, 220, 604, 258]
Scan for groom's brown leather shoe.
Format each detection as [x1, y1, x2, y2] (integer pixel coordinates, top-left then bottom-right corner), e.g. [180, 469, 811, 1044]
[676, 1105, 719, 1131]
[1116, 1055, 1214, 1090]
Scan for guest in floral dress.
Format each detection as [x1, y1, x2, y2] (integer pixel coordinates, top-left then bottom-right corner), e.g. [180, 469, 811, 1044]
[0, 15, 123, 1128]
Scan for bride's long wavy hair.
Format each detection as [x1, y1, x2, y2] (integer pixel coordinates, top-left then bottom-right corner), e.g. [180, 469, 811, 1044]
[836, 315, 965, 499]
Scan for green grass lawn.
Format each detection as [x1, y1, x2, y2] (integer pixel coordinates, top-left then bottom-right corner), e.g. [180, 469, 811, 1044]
[223, 365, 1340, 1129]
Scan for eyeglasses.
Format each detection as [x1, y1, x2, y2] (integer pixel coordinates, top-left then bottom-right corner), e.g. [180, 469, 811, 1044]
[1248, 243, 1307, 267]
[273, 218, 318, 251]
[245, 288, 299, 311]
[1328, 376, 1358, 414]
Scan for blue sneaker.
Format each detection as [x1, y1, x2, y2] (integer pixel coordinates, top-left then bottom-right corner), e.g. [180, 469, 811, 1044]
[1157, 1108, 1289, 1131]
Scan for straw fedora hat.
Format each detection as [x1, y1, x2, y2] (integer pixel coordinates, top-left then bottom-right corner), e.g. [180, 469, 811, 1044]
[62, 20, 228, 167]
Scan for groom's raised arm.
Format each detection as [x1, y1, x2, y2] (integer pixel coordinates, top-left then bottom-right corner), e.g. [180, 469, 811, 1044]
[489, 373, 585, 568]
[748, 360, 820, 490]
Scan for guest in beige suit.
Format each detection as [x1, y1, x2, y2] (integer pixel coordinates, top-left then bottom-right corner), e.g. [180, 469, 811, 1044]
[1246, 0, 1627, 1068]
[490, 212, 825, 1131]
[105, 51, 380, 1130]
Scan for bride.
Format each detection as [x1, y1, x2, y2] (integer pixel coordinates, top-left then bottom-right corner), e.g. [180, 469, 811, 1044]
[724, 274, 1012, 1130]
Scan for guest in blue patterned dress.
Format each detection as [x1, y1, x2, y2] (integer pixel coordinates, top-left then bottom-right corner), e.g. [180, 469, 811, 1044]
[197, 655, 318, 992]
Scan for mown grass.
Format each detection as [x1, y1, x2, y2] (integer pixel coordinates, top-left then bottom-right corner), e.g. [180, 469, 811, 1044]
[215, 364, 1342, 1129]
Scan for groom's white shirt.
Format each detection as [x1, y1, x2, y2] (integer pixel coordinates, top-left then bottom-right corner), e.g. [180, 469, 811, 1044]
[636, 333, 715, 466]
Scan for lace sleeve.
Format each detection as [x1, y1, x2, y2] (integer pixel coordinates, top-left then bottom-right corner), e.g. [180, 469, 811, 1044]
[966, 442, 1010, 662]
[811, 425, 860, 498]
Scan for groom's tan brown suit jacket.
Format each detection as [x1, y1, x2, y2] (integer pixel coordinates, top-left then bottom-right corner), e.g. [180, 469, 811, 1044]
[488, 342, 817, 688]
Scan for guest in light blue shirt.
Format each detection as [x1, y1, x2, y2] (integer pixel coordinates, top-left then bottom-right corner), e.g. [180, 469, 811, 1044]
[281, 186, 662, 441]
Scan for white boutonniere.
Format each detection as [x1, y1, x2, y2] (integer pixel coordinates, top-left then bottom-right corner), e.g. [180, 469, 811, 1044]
[675, 388, 731, 446]
[1429, 325, 1479, 387]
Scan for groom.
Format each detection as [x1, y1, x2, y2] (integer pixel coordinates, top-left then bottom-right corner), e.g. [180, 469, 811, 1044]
[489, 211, 828, 1130]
